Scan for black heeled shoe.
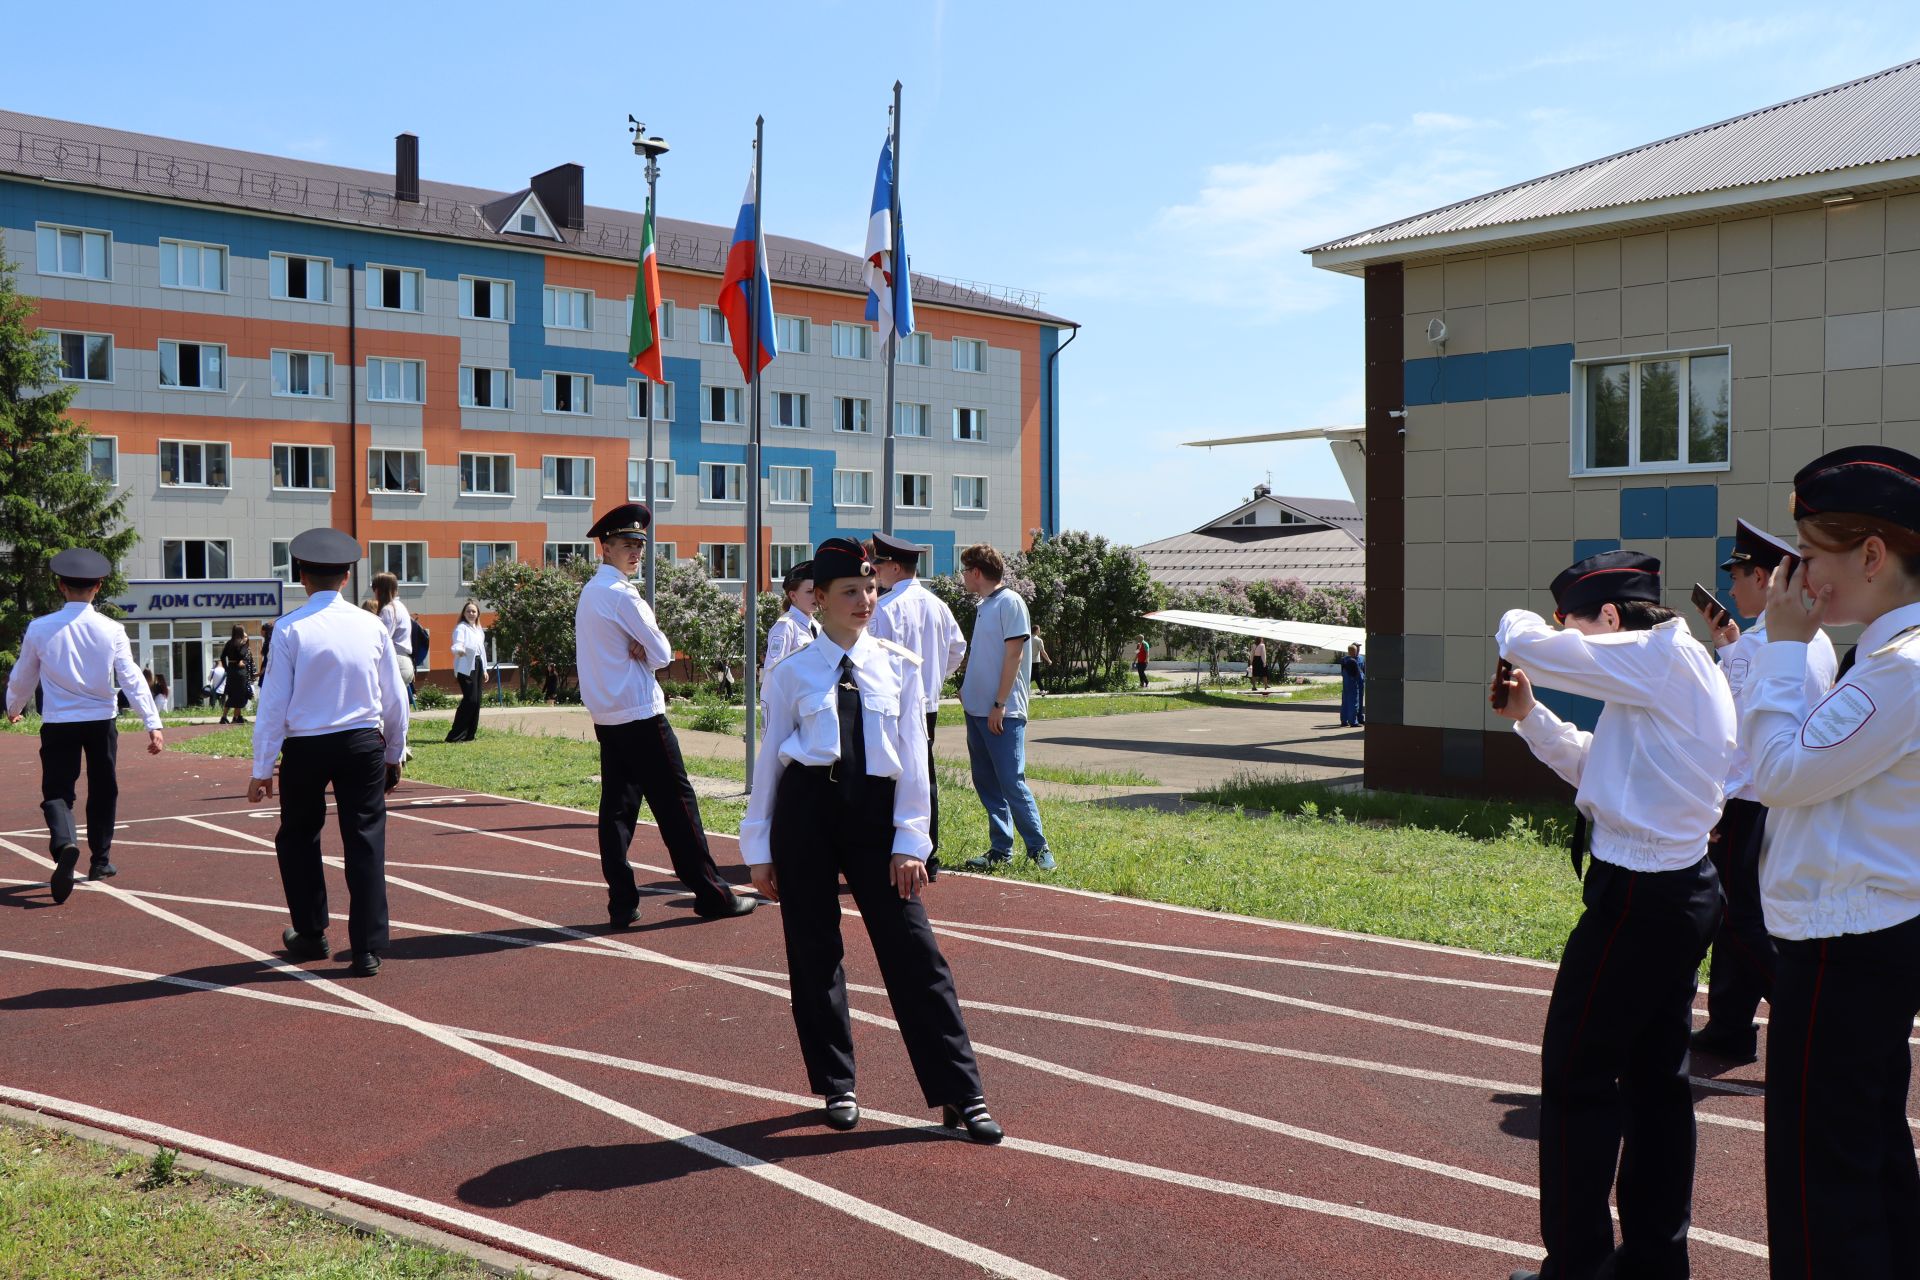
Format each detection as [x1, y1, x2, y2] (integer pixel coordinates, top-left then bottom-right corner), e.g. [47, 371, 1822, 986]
[823, 1092, 860, 1131]
[941, 1097, 1003, 1144]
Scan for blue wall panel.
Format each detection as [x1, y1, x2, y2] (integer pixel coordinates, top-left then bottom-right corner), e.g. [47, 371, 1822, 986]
[1400, 342, 1576, 407]
[1620, 488, 1667, 539]
[1665, 485, 1718, 539]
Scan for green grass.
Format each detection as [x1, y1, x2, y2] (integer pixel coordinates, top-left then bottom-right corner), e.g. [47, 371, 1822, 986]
[1019, 761, 1156, 787]
[0, 1122, 511, 1279]
[2, 709, 229, 735]
[1192, 774, 1577, 846]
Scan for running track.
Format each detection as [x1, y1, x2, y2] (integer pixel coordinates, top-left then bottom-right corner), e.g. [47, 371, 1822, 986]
[0, 736, 1860, 1279]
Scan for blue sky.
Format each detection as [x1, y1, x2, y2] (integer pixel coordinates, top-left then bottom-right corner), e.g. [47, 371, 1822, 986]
[12, 2, 1920, 543]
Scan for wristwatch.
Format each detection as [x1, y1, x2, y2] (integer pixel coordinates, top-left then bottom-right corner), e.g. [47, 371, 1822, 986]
[993, 701, 1004, 709]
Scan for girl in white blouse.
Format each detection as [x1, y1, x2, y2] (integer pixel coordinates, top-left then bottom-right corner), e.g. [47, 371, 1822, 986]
[740, 537, 1000, 1143]
[445, 600, 486, 744]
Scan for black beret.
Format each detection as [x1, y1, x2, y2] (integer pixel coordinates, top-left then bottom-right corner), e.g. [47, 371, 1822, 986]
[1790, 445, 1920, 532]
[50, 548, 111, 581]
[869, 530, 923, 566]
[1720, 518, 1798, 573]
[781, 560, 814, 593]
[811, 537, 874, 590]
[1550, 550, 1662, 619]
[586, 503, 651, 539]
[288, 528, 360, 572]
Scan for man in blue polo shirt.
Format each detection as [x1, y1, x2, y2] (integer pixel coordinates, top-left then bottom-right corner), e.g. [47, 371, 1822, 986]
[957, 543, 1054, 872]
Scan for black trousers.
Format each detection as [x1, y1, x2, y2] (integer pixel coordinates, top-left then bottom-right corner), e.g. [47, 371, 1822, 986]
[1703, 798, 1774, 1035]
[593, 715, 733, 916]
[1536, 856, 1721, 1280]
[771, 765, 982, 1105]
[275, 728, 390, 955]
[1765, 912, 1920, 1279]
[445, 670, 482, 742]
[925, 710, 941, 856]
[39, 719, 117, 859]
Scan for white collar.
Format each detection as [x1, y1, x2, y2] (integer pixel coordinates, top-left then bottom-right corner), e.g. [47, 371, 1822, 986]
[784, 606, 815, 626]
[810, 630, 877, 670]
[1858, 600, 1920, 653]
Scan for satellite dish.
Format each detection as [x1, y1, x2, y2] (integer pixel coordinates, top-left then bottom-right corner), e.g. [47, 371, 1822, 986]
[1426, 317, 1448, 346]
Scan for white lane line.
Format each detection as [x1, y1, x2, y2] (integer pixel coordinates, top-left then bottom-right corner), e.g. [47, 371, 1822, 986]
[0, 838, 1065, 1280]
[388, 809, 677, 880]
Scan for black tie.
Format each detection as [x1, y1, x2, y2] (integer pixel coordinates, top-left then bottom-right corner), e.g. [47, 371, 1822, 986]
[837, 655, 866, 806]
[810, 621, 819, 638]
[1570, 814, 1588, 881]
[1837, 644, 1858, 679]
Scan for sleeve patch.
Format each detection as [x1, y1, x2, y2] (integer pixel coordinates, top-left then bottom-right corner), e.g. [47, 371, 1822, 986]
[1802, 683, 1877, 749]
[1722, 657, 1750, 692]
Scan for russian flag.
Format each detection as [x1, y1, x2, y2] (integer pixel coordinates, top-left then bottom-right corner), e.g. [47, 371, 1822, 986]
[863, 134, 914, 344]
[717, 164, 777, 380]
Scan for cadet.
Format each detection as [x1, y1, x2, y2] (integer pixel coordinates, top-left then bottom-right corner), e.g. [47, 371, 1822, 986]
[5, 548, 165, 902]
[575, 503, 753, 927]
[762, 560, 817, 675]
[1690, 519, 1837, 1064]
[740, 538, 1001, 1143]
[868, 530, 967, 875]
[1491, 550, 1734, 1280]
[248, 529, 409, 977]
[1743, 445, 1920, 1278]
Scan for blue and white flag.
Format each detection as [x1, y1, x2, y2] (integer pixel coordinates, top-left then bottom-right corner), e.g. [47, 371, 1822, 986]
[863, 134, 914, 344]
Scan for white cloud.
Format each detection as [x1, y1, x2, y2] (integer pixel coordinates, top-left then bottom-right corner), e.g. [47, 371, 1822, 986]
[1410, 111, 1485, 134]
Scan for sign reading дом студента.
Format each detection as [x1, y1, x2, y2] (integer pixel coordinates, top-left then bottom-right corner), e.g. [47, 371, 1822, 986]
[108, 580, 285, 623]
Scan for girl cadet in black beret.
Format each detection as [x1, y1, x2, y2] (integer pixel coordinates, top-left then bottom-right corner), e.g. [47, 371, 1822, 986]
[738, 537, 1001, 1143]
[1743, 444, 1920, 1279]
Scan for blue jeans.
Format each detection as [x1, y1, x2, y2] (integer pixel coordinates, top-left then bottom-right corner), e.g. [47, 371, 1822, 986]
[965, 714, 1049, 858]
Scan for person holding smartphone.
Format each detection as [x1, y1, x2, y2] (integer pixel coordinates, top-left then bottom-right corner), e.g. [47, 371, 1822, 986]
[1490, 549, 1736, 1280]
[1689, 521, 1838, 1064]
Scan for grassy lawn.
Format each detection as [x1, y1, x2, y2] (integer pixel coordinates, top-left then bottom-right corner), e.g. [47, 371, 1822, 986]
[0, 1122, 508, 1280]
[1193, 774, 1577, 845]
[2, 709, 230, 735]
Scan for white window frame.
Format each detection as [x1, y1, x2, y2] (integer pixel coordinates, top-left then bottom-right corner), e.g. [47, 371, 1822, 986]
[700, 305, 730, 345]
[953, 406, 985, 442]
[768, 465, 812, 505]
[542, 371, 592, 416]
[1569, 345, 1734, 478]
[775, 315, 810, 354]
[544, 541, 595, 569]
[699, 462, 745, 504]
[271, 443, 335, 492]
[366, 263, 425, 313]
[158, 339, 226, 392]
[542, 285, 592, 330]
[771, 543, 811, 578]
[833, 468, 874, 509]
[460, 541, 516, 584]
[541, 455, 595, 500]
[367, 447, 426, 495]
[87, 436, 119, 487]
[953, 337, 987, 372]
[627, 458, 673, 503]
[624, 297, 677, 340]
[158, 238, 228, 293]
[459, 364, 513, 410]
[701, 543, 745, 583]
[771, 390, 809, 430]
[654, 541, 678, 565]
[458, 275, 512, 322]
[459, 452, 515, 498]
[895, 402, 931, 437]
[51, 331, 113, 383]
[270, 540, 296, 585]
[369, 541, 428, 586]
[627, 378, 673, 421]
[953, 474, 989, 512]
[157, 439, 231, 490]
[836, 396, 872, 434]
[269, 252, 332, 302]
[161, 538, 232, 581]
[36, 223, 111, 280]
[896, 471, 933, 510]
[367, 357, 426, 404]
[270, 349, 333, 398]
[898, 331, 931, 366]
[704, 385, 744, 425]
[831, 321, 872, 360]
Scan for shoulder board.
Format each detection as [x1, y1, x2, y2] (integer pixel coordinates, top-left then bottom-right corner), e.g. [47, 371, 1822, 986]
[871, 636, 923, 667]
[1871, 624, 1920, 659]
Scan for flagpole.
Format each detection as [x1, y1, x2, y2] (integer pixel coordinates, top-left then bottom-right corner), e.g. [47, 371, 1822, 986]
[743, 116, 765, 787]
[882, 82, 902, 536]
[643, 188, 659, 607]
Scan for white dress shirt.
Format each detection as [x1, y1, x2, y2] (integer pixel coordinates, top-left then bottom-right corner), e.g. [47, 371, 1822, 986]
[575, 563, 672, 725]
[739, 630, 932, 866]
[1498, 609, 1736, 872]
[451, 621, 487, 676]
[6, 602, 161, 730]
[380, 599, 412, 656]
[762, 606, 817, 673]
[871, 578, 967, 707]
[1716, 620, 1837, 802]
[251, 591, 410, 776]
[1745, 600, 1920, 940]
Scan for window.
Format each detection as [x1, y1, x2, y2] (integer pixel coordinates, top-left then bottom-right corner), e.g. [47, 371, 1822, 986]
[367, 358, 425, 403]
[833, 468, 873, 508]
[367, 265, 424, 312]
[655, 541, 678, 565]
[836, 397, 871, 434]
[771, 543, 810, 578]
[53, 332, 112, 383]
[158, 440, 230, 488]
[897, 472, 932, 509]
[270, 253, 331, 302]
[705, 385, 744, 424]
[772, 391, 809, 429]
[271, 350, 332, 398]
[460, 453, 514, 497]
[542, 286, 591, 329]
[542, 455, 594, 499]
[776, 315, 810, 353]
[628, 297, 676, 340]
[768, 465, 811, 505]
[702, 543, 744, 582]
[162, 539, 231, 581]
[953, 407, 985, 441]
[1574, 348, 1732, 475]
[699, 462, 744, 503]
[953, 337, 987, 372]
[159, 239, 227, 292]
[895, 402, 930, 437]
[543, 372, 592, 415]
[460, 365, 513, 409]
[367, 448, 425, 494]
[270, 540, 296, 585]
[87, 437, 118, 486]
[370, 541, 427, 585]
[627, 459, 672, 502]
[953, 475, 989, 511]
[272, 444, 333, 491]
[545, 542, 594, 568]
[461, 542, 515, 584]
[898, 332, 931, 366]
[832, 322, 871, 360]
[459, 276, 511, 321]
[36, 224, 110, 280]
[700, 306, 729, 345]
[159, 340, 225, 391]
[519, 213, 539, 234]
[627, 378, 672, 421]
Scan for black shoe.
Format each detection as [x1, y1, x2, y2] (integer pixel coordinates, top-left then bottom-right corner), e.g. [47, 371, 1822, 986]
[349, 952, 381, 977]
[1690, 1024, 1758, 1064]
[963, 852, 1013, 872]
[694, 893, 756, 920]
[87, 858, 117, 881]
[1509, 1271, 1541, 1280]
[941, 1097, 1004, 1144]
[49, 845, 80, 904]
[281, 926, 330, 960]
[609, 905, 641, 930]
[823, 1092, 860, 1131]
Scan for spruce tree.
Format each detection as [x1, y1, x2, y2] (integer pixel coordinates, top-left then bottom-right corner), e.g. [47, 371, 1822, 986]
[0, 254, 136, 666]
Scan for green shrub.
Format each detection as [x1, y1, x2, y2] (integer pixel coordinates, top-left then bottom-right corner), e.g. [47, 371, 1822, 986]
[413, 685, 455, 710]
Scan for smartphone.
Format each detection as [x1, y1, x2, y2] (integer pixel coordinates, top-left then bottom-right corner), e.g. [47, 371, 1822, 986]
[1691, 583, 1730, 627]
[1490, 658, 1515, 711]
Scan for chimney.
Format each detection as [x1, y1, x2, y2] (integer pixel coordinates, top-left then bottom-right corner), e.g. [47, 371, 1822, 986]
[531, 162, 585, 231]
[1252, 482, 1271, 499]
[395, 133, 419, 204]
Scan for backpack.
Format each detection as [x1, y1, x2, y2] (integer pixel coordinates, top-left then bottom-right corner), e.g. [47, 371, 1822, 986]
[410, 618, 431, 670]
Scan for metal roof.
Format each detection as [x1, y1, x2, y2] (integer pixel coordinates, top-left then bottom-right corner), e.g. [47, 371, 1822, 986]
[0, 109, 1071, 326]
[1309, 58, 1920, 263]
[1136, 526, 1366, 592]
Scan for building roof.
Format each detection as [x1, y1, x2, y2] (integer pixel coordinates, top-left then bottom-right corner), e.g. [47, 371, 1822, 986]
[1137, 491, 1365, 591]
[0, 109, 1072, 326]
[1208, 491, 1363, 543]
[1309, 58, 1920, 269]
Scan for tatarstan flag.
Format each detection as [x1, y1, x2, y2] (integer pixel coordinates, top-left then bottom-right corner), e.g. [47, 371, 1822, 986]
[627, 196, 665, 385]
